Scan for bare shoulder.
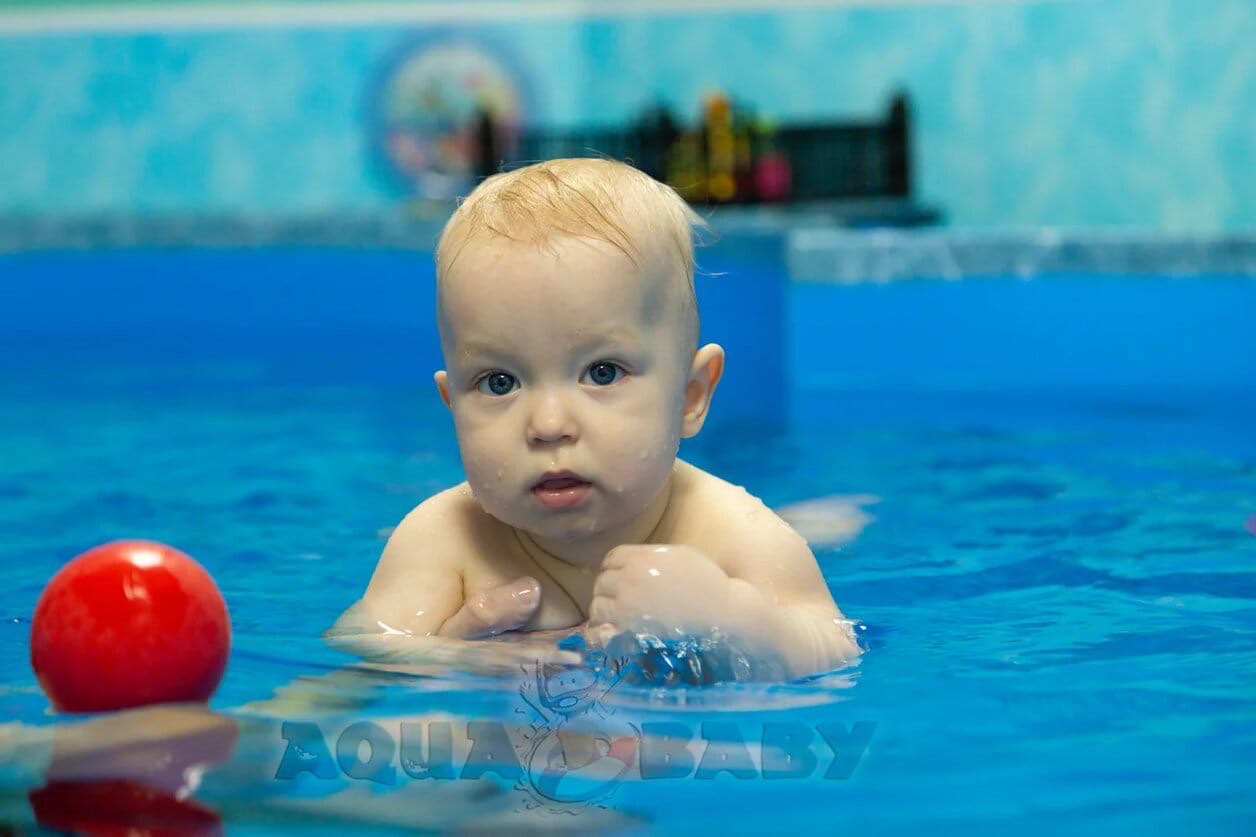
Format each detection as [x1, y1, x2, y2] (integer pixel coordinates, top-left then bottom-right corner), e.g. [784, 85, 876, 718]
[669, 461, 832, 604]
[671, 463, 808, 560]
[339, 484, 516, 636]
[363, 483, 505, 597]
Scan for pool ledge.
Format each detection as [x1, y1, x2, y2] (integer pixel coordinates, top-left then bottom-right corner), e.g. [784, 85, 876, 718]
[788, 227, 1256, 282]
[1, 214, 1253, 281]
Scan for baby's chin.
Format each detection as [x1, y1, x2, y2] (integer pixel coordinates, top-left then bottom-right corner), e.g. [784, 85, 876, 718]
[470, 480, 662, 544]
[466, 489, 589, 536]
[488, 502, 637, 546]
[516, 513, 616, 544]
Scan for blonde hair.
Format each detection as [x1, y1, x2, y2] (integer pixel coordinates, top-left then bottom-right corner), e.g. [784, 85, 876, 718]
[436, 158, 706, 350]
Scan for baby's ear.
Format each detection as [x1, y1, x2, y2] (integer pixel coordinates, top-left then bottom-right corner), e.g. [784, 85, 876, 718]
[681, 344, 725, 438]
[434, 371, 452, 409]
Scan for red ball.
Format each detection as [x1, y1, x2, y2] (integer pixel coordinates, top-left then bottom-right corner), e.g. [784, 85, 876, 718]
[31, 541, 231, 713]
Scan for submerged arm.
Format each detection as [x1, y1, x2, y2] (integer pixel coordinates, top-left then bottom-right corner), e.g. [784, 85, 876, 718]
[724, 579, 860, 678]
[589, 528, 860, 679]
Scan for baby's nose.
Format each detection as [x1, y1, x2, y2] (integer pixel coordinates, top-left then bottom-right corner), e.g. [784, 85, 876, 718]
[527, 391, 578, 444]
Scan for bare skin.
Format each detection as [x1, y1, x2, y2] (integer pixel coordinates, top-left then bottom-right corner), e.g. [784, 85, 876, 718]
[335, 234, 860, 677]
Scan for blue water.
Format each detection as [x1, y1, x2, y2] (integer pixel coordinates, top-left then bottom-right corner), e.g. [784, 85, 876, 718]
[1, 265, 1254, 833]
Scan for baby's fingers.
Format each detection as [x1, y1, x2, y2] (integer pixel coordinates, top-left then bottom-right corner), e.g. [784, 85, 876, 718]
[439, 576, 541, 639]
[590, 568, 621, 600]
[583, 620, 619, 649]
[601, 544, 649, 571]
[587, 593, 616, 627]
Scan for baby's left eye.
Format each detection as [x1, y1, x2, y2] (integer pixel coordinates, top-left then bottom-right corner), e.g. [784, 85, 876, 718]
[582, 361, 625, 387]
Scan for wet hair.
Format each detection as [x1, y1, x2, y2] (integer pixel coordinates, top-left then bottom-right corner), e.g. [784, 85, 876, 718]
[436, 158, 706, 352]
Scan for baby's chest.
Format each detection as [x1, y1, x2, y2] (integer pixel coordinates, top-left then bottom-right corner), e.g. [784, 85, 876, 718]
[462, 552, 588, 631]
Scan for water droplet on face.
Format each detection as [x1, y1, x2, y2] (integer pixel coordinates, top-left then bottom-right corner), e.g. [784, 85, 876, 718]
[496, 468, 504, 480]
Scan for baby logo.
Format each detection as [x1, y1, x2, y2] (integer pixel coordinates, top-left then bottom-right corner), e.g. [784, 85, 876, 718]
[515, 662, 638, 811]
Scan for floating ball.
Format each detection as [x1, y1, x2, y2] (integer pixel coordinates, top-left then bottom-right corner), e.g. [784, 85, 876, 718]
[31, 541, 231, 713]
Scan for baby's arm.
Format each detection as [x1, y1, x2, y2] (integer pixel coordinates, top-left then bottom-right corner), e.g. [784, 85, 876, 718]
[722, 525, 861, 675]
[330, 493, 542, 657]
[588, 527, 859, 678]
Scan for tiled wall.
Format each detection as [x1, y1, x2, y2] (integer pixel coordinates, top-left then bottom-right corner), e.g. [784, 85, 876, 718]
[0, 0, 1252, 229]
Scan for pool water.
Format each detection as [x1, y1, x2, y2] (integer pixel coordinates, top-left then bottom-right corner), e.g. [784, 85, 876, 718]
[1, 264, 1254, 832]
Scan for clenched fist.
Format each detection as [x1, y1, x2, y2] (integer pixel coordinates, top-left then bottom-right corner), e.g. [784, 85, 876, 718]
[588, 545, 739, 638]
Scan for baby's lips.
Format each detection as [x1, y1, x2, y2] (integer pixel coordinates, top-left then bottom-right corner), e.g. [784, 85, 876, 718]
[532, 470, 591, 490]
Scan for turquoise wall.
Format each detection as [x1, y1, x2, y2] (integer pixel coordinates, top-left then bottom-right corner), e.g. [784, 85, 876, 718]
[0, 0, 1252, 229]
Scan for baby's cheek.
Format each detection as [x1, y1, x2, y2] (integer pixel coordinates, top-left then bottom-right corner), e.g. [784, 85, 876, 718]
[600, 430, 673, 497]
[456, 430, 518, 509]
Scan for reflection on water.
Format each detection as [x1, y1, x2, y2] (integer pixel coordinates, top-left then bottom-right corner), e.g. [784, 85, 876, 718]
[0, 374, 1253, 830]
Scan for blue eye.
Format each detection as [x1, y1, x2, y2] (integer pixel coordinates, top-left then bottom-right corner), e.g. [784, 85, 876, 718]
[477, 371, 518, 396]
[583, 362, 625, 387]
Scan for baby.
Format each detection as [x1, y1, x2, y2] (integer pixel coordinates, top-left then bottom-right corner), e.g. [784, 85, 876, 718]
[339, 159, 859, 678]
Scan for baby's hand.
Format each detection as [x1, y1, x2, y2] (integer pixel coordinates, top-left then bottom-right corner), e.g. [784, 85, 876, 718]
[439, 576, 541, 639]
[588, 545, 735, 638]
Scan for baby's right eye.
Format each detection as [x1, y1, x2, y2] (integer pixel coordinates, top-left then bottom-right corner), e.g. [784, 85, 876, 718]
[477, 371, 518, 396]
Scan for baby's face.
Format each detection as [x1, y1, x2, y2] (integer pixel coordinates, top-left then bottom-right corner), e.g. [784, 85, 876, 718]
[436, 236, 692, 544]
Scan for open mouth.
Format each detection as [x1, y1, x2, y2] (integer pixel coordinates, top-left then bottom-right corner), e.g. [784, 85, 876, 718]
[532, 472, 593, 510]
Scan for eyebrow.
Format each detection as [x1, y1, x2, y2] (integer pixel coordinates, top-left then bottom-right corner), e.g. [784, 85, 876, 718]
[458, 341, 510, 360]
[575, 328, 642, 352]
[458, 329, 642, 362]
